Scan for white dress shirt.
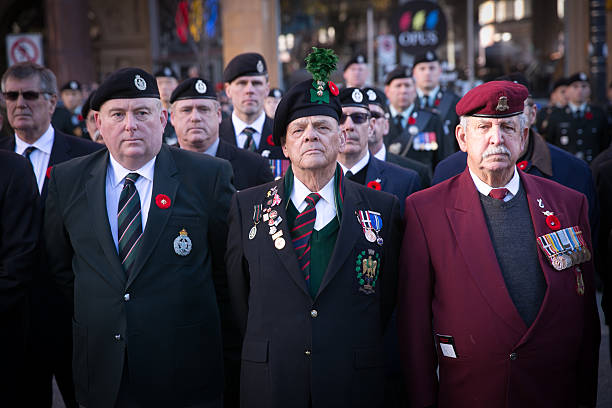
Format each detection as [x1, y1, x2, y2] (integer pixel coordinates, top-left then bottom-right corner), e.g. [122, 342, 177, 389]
[290, 175, 337, 231]
[232, 111, 266, 149]
[469, 167, 520, 202]
[14, 125, 54, 193]
[338, 150, 370, 176]
[373, 144, 387, 161]
[417, 85, 441, 108]
[568, 101, 587, 115]
[105, 154, 156, 251]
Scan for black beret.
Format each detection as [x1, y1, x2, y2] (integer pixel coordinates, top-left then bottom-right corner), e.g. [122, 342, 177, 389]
[272, 78, 342, 146]
[223, 53, 267, 83]
[338, 87, 369, 110]
[344, 54, 367, 71]
[268, 88, 283, 98]
[413, 50, 438, 67]
[81, 91, 95, 119]
[384, 65, 412, 85]
[552, 77, 569, 91]
[61, 80, 81, 92]
[495, 72, 531, 94]
[169, 78, 216, 103]
[363, 87, 389, 113]
[90, 68, 160, 111]
[154, 66, 178, 79]
[567, 72, 589, 86]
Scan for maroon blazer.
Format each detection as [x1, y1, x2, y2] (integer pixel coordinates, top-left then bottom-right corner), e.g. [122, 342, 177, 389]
[397, 168, 600, 408]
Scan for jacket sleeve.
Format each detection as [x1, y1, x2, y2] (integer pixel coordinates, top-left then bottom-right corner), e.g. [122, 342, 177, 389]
[397, 197, 438, 408]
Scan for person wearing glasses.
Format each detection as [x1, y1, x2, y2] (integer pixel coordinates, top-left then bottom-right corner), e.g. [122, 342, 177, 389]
[0, 62, 102, 408]
[383, 66, 446, 172]
[337, 87, 420, 216]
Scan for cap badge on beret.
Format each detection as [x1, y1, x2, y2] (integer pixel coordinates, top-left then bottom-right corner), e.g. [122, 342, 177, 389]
[257, 60, 264, 73]
[305, 47, 340, 104]
[426, 51, 434, 61]
[580, 72, 587, 81]
[352, 89, 364, 103]
[70, 81, 78, 90]
[357, 55, 365, 63]
[164, 67, 172, 76]
[366, 89, 377, 101]
[273, 89, 282, 98]
[134, 75, 147, 91]
[496, 96, 509, 112]
[405, 68, 411, 77]
[195, 79, 207, 94]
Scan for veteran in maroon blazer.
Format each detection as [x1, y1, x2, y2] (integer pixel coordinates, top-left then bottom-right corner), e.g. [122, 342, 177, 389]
[397, 81, 600, 408]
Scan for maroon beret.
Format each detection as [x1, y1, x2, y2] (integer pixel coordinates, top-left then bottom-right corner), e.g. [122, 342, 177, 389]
[456, 80, 528, 118]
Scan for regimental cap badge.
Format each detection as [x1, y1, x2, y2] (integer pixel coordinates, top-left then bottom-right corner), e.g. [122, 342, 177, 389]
[70, 81, 78, 90]
[273, 89, 282, 98]
[366, 89, 377, 101]
[495, 95, 509, 112]
[173, 228, 192, 256]
[352, 89, 363, 103]
[426, 51, 434, 61]
[305, 47, 339, 103]
[356, 55, 365, 63]
[195, 79, 207, 94]
[405, 68, 411, 77]
[579, 72, 587, 81]
[164, 67, 172, 77]
[257, 60, 264, 73]
[134, 75, 147, 91]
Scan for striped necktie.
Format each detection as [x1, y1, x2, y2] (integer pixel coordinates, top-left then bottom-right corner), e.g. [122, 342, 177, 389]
[117, 173, 143, 276]
[22, 146, 37, 166]
[242, 127, 257, 151]
[291, 192, 321, 288]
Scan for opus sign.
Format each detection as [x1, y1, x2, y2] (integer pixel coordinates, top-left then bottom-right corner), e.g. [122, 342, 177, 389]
[394, 1, 447, 53]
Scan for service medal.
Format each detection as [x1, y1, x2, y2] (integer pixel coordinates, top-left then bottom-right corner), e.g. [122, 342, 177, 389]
[365, 229, 377, 242]
[275, 237, 285, 249]
[249, 226, 257, 240]
[173, 229, 192, 256]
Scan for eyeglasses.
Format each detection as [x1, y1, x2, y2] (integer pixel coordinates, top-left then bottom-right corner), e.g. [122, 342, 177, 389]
[339, 112, 370, 125]
[370, 111, 387, 119]
[2, 90, 51, 101]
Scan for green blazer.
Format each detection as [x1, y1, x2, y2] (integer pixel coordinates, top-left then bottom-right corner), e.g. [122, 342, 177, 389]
[44, 145, 234, 408]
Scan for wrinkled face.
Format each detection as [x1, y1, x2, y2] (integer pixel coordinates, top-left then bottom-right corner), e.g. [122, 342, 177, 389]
[264, 96, 281, 118]
[457, 115, 527, 182]
[156, 77, 179, 104]
[368, 104, 389, 145]
[566, 81, 590, 105]
[172, 98, 221, 153]
[385, 78, 415, 111]
[225, 75, 269, 117]
[282, 115, 345, 172]
[61, 89, 82, 111]
[343, 63, 368, 87]
[3, 75, 56, 137]
[412, 61, 441, 91]
[96, 98, 166, 168]
[340, 106, 372, 156]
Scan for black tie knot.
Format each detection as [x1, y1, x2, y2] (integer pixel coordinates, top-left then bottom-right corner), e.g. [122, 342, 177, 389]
[243, 127, 256, 137]
[23, 146, 37, 159]
[124, 173, 140, 186]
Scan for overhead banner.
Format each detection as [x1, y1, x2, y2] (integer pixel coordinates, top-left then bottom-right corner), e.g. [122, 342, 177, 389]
[394, 1, 447, 53]
[6, 33, 44, 66]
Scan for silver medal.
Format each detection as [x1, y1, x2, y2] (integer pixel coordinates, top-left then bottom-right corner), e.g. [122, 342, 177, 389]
[249, 225, 257, 240]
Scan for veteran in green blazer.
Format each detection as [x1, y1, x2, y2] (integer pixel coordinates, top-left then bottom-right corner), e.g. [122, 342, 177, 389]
[44, 68, 234, 408]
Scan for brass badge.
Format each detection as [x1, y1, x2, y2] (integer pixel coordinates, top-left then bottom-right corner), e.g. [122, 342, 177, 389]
[356, 249, 380, 295]
[495, 96, 509, 112]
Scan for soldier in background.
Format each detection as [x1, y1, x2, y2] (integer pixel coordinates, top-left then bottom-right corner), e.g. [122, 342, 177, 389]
[264, 87, 283, 119]
[155, 66, 180, 145]
[51, 80, 86, 138]
[343, 53, 369, 88]
[535, 77, 567, 135]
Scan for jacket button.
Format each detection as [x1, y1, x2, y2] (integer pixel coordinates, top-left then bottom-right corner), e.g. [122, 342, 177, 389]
[114, 334, 122, 341]
[509, 352, 518, 360]
[310, 310, 318, 318]
[124, 293, 130, 301]
[304, 350, 311, 356]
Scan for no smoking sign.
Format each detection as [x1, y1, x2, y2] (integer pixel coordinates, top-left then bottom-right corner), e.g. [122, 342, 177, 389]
[6, 34, 43, 66]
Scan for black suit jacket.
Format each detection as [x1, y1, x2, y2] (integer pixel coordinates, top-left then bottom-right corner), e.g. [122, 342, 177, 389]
[226, 175, 401, 408]
[365, 155, 421, 216]
[385, 151, 432, 188]
[219, 115, 286, 159]
[44, 145, 234, 408]
[216, 139, 274, 190]
[416, 87, 460, 149]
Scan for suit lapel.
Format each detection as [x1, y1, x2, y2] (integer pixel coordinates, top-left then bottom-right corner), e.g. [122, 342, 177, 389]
[43, 131, 72, 200]
[448, 170, 527, 335]
[437, 91, 454, 119]
[85, 150, 127, 287]
[126, 146, 180, 287]
[364, 156, 386, 188]
[219, 119, 238, 146]
[256, 116, 275, 153]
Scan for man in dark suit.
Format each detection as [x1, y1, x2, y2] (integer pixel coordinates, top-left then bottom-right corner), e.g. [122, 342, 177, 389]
[364, 86, 432, 187]
[398, 81, 600, 407]
[44, 68, 234, 408]
[219, 53, 288, 176]
[155, 66, 180, 145]
[0, 151, 41, 406]
[226, 48, 401, 408]
[170, 77, 274, 190]
[383, 66, 447, 171]
[535, 77, 567, 135]
[1, 62, 102, 407]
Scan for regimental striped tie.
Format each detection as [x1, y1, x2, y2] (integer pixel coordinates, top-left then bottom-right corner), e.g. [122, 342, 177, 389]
[242, 127, 257, 151]
[117, 173, 143, 276]
[291, 192, 321, 288]
[22, 146, 37, 166]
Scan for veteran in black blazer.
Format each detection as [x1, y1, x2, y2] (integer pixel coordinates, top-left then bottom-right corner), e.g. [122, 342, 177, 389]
[44, 68, 234, 408]
[226, 51, 401, 408]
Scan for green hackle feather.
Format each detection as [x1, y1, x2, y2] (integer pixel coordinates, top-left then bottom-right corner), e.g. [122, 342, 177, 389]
[305, 47, 339, 83]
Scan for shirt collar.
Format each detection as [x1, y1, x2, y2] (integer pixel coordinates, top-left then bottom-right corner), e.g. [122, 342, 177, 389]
[231, 110, 266, 135]
[204, 138, 220, 156]
[291, 173, 336, 211]
[14, 125, 54, 155]
[416, 85, 440, 101]
[108, 153, 157, 188]
[469, 166, 520, 197]
[373, 144, 386, 161]
[568, 102, 587, 113]
[338, 150, 370, 175]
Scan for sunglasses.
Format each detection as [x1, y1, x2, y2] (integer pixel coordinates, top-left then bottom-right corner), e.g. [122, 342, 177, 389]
[339, 112, 370, 125]
[370, 112, 386, 119]
[2, 91, 51, 101]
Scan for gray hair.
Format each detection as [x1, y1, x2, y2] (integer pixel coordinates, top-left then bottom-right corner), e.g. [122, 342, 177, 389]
[1, 62, 58, 96]
[460, 113, 527, 130]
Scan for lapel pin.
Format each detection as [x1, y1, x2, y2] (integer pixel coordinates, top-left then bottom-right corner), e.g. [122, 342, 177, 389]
[156, 194, 171, 209]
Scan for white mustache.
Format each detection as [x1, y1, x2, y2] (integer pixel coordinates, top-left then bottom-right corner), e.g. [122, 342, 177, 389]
[482, 145, 511, 159]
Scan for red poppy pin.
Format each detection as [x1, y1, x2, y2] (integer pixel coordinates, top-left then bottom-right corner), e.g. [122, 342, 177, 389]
[367, 179, 382, 190]
[434, 99, 440, 107]
[585, 111, 593, 120]
[267, 134, 275, 146]
[517, 160, 528, 171]
[155, 194, 171, 209]
[46, 166, 53, 179]
[408, 116, 416, 125]
[77, 114, 84, 122]
[545, 214, 561, 231]
[328, 81, 339, 96]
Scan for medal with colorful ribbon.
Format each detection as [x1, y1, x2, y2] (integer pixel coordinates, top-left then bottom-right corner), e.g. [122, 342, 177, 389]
[537, 226, 591, 271]
[249, 204, 263, 240]
[367, 210, 384, 246]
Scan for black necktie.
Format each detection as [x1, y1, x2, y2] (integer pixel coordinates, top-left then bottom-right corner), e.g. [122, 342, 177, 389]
[242, 127, 257, 151]
[118, 173, 142, 277]
[22, 146, 37, 166]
